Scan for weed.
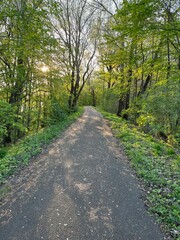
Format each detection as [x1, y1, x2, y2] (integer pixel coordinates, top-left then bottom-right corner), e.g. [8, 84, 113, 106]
[0, 148, 7, 159]
[99, 109, 180, 239]
[0, 107, 84, 184]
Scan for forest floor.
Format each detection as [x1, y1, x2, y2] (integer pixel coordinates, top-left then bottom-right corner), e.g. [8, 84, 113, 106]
[0, 106, 165, 240]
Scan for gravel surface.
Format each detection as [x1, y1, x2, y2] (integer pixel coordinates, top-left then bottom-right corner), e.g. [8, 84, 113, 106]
[0, 106, 164, 240]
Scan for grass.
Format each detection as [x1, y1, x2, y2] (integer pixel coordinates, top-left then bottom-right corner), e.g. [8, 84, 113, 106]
[0, 107, 84, 185]
[99, 109, 180, 239]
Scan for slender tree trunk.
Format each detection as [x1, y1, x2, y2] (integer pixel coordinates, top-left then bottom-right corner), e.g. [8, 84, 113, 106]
[27, 75, 32, 131]
[72, 65, 80, 108]
[117, 99, 124, 116]
[134, 78, 138, 98]
[167, 38, 171, 79]
[37, 93, 42, 131]
[68, 68, 75, 109]
[91, 87, 96, 106]
[138, 74, 151, 96]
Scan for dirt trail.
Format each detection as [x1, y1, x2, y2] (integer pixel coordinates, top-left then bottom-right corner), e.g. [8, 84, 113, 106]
[0, 106, 164, 240]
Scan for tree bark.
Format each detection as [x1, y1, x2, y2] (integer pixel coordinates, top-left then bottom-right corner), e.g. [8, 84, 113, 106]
[117, 99, 124, 116]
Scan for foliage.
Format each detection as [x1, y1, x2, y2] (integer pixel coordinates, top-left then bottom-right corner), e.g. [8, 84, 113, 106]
[0, 0, 57, 144]
[78, 90, 93, 106]
[49, 98, 67, 123]
[100, 109, 180, 239]
[0, 107, 84, 184]
[100, 88, 119, 113]
[0, 101, 26, 145]
[49, 0, 98, 109]
[127, 76, 180, 141]
[0, 0, 98, 147]
[93, 0, 180, 141]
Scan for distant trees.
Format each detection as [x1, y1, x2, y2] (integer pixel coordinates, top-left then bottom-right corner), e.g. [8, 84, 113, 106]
[49, 0, 98, 109]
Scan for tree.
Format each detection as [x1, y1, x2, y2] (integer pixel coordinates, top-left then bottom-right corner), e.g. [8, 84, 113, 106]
[94, 0, 180, 136]
[0, 0, 55, 143]
[49, 0, 98, 109]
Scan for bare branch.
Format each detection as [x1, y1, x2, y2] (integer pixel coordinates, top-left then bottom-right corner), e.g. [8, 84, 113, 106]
[91, 0, 114, 16]
[112, 0, 119, 11]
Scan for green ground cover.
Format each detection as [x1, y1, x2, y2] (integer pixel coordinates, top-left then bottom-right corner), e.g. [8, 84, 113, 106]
[0, 108, 84, 185]
[100, 110, 180, 239]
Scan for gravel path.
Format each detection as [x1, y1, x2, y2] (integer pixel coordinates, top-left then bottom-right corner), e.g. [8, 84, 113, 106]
[0, 106, 164, 240]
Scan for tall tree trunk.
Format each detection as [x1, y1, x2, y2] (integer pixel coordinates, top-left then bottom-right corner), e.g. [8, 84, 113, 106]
[167, 38, 171, 79]
[37, 93, 42, 131]
[68, 67, 75, 109]
[117, 99, 124, 116]
[90, 87, 96, 107]
[72, 65, 80, 108]
[138, 74, 152, 96]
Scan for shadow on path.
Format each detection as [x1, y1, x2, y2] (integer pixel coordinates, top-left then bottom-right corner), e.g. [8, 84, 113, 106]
[0, 107, 164, 240]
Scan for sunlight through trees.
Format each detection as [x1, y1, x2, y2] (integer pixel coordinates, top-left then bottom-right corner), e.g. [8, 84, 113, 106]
[0, 0, 179, 145]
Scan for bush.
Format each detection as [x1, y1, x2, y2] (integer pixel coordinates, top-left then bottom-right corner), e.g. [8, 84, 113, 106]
[137, 77, 180, 137]
[101, 89, 119, 113]
[0, 107, 84, 184]
[0, 148, 7, 159]
[100, 110, 180, 239]
[50, 100, 67, 123]
[0, 100, 26, 146]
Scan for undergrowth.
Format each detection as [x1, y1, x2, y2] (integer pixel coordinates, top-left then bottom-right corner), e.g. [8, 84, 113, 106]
[0, 107, 84, 185]
[100, 109, 180, 240]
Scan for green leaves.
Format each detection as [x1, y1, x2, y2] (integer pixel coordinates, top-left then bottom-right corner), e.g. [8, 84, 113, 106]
[0, 100, 25, 144]
[0, 0, 61, 145]
[0, 107, 83, 184]
[137, 76, 180, 138]
[95, 0, 179, 143]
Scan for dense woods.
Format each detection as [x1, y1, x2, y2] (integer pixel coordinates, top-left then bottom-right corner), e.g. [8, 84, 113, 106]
[0, 0, 98, 146]
[0, 0, 179, 147]
[81, 0, 180, 144]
